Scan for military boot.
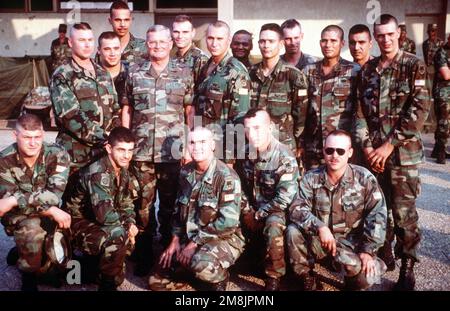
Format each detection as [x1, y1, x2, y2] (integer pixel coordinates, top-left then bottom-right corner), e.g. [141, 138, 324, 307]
[264, 277, 280, 291]
[301, 271, 322, 291]
[21, 272, 38, 292]
[431, 144, 450, 159]
[6, 246, 19, 266]
[393, 257, 415, 291]
[436, 144, 447, 164]
[98, 275, 117, 291]
[210, 273, 229, 291]
[377, 242, 396, 271]
[344, 273, 371, 291]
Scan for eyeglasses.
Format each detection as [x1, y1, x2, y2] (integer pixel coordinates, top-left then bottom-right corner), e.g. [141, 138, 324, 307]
[324, 147, 346, 156]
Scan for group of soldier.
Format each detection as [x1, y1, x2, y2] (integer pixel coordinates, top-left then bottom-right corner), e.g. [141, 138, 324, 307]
[0, 0, 447, 292]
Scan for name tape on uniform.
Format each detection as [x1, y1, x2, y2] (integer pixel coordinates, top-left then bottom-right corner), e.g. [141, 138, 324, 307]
[224, 194, 235, 202]
[298, 89, 307, 96]
[414, 79, 425, 87]
[238, 88, 249, 95]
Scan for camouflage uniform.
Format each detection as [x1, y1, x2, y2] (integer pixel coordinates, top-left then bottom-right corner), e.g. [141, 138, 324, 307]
[50, 37, 71, 73]
[173, 44, 209, 84]
[64, 156, 139, 286]
[433, 45, 450, 148]
[121, 33, 147, 67]
[236, 138, 300, 279]
[124, 58, 194, 241]
[239, 58, 253, 70]
[399, 38, 416, 55]
[0, 142, 70, 273]
[194, 53, 251, 162]
[303, 58, 360, 169]
[50, 59, 120, 174]
[286, 164, 387, 287]
[281, 52, 317, 72]
[423, 38, 444, 67]
[355, 50, 431, 261]
[249, 59, 309, 171]
[171, 158, 245, 284]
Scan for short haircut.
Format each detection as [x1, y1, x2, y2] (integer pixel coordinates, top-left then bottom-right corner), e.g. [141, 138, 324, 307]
[16, 114, 43, 131]
[70, 22, 92, 37]
[325, 129, 352, 147]
[260, 23, 283, 39]
[373, 14, 398, 32]
[349, 24, 372, 40]
[146, 24, 172, 40]
[189, 126, 214, 141]
[244, 107, 269, 121]
[173, 14, 193, 26]
[108, 126, 135, 147]
[207, 20, 230, 36]
[98, 31, 120, 47]
[280, 19, 302, 33]
[110, 0, 130, 16]
[233, 29, 252, 38]
[321, 25, 344, 41]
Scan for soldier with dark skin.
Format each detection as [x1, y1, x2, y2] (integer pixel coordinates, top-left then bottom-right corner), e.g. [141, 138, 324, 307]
[248, 23, 308, 172]
[280, 19, 316, 71]
[171, 15, 209, 85]
[399, 24, 416, 55]
[124, 25, 194, 276]
[355, 14, 431, 291]
[287, 130, 387, 291]
[157, 126, 244, 291]
[236, 109, 300, 291]
[64, 127, 138, 291]
[108, 0, 146, 67]
[0, 114, 71, 291]
[431, 33, 450, 164]
[50, 23, 119, 175]
[303, 25, 360, 170]
[231, 30, 253, 69]
[50, 23, 71, 74]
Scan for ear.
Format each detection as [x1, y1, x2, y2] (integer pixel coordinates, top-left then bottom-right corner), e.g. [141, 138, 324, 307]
[68, 37, 73, 48]
[108, 17, 112, 26]
[341, 39, 345, 48]
[192, 27, 196, 38]
[348, 147, 354, 159]
[105, 143, 112, 155]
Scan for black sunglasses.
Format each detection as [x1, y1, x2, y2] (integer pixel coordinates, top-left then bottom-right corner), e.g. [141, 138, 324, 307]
[324, 147, 346, 156]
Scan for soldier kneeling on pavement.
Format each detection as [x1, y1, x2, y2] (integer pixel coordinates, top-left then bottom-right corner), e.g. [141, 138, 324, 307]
[0, 114, 71, 291]
[286, 130, 388, 290]
[153, 126, 245, 291]
[64, 127, 139, 291]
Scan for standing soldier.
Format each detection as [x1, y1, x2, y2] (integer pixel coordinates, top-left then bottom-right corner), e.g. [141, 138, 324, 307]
[280, 19, 316, 71]
[355, 14, 431, 291]
[108, 0, 146, 67]
[431, 33, 450, 164]
[50, 23, 119, 175]
[50, 23, 71, 74]
[171, 15, 209, 85]
[231, 29, 254, 69]
[348, 24, 374, 67]
[97, 31, 128, 128]
[123, 25, 194, 276]
[423, 24, 444, 69]
[237, 109, 301, 291]
[0, 114, 71, 291]
[399, 25, 416, 55]
[64, 127, 139, 291]
[303, 25, 360, 170]
[156, 126, 244, 291]
[287, 130, 387, 291]
[248, 23, 308, 172]
[194, 20, 251, 163]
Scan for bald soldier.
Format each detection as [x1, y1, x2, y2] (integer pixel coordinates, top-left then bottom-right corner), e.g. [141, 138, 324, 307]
[155, 126, 244, 291]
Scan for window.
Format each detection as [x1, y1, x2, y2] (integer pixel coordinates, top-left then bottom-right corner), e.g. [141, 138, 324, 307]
[156, 0, 217, 9]
[0, 0, 53, 12]
[58, 1, 149, 12]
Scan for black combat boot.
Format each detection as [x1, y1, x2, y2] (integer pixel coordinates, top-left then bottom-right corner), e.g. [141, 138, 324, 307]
[378, 242, 396, 271]
[21, 272, 38, 292]
[344, 273, 371, 291]
[264, 277, 280, 291]
[6, 246, 19, 266]
[393, 257, 415, 291]
[431, 144, 450, 159]
[301, 271, 322, 291]
[436, 144, 447, 164]
[133, 234, 153, 277]
[98, 275, 117, 291]
[210, 273, 229, 291]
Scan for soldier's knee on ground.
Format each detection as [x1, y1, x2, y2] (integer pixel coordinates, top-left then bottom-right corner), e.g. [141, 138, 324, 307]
[191, 251, 227, 283]
[14, 217, 47, 272]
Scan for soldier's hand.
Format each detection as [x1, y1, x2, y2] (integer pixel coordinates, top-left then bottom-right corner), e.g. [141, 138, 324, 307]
[296, 147, 304, 159]
[159, 236, 181, 269]
[177, 241, 197, 268]
[42, 206, 71, 229]
[0, 197, 18, 216]
[254, 209, 268, 221]
[368, 142, 394, 172]
[128, 224, 139, 245]
[318, 226, 336, 256]
[359, 252, 376, 278]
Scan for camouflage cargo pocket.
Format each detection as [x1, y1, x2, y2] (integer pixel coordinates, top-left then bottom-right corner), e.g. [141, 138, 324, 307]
[204, 89, 224, 120]
[267, 93, 289, 116]
[198, 198, 219, 226]
[342, 198, 364, 229]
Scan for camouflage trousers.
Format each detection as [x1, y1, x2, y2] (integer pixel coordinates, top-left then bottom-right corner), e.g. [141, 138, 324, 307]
[71, 218, 130, 286]
[376, 163, 421, 261]
[433, 91, 449, 146]
[1, 213, 52, 273]
[286, 225, 386, 285]
[242, 210, 286, 279]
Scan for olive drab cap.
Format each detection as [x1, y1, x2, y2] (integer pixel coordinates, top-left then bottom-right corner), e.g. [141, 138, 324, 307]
[41, 228, 72, 272]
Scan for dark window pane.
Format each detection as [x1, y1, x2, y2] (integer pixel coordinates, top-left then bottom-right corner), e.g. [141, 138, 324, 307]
[0, 0, 26, 10]
[31, 0, 53, 11]
[130, 0, 149, 11]
[156, 0, 217, 9]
